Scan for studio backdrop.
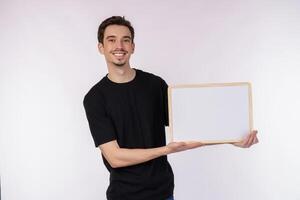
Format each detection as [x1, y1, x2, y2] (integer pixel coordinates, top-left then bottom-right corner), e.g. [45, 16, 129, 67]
[0, 0, 299, 199]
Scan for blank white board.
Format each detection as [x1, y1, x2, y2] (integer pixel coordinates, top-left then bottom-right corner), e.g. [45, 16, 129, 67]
[168, 82, 253, 144]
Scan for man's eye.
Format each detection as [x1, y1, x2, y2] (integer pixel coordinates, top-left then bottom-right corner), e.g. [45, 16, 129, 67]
[123, 39, 130, 43]
[108, 39, 115, 42]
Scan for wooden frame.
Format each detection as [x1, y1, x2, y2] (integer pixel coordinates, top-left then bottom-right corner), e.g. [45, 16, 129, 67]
[167, 82, 253, 144]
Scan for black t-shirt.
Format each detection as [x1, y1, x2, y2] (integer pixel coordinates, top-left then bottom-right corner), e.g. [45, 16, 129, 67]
[83, 68, 174, 200]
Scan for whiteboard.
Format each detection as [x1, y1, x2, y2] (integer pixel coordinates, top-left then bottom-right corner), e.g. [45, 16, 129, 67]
[168, 82, 253, 144]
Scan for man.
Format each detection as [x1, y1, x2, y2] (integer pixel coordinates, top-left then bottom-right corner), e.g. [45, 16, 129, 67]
[83, 16, 258, 200]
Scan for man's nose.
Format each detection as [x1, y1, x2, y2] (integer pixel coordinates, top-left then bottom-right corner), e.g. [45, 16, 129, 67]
[115, 40, 124, 48]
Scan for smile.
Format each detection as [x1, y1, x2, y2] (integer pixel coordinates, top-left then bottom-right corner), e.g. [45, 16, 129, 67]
[112, 51, 127, 60]
[112, 50, 127, 55]
[113, 53, 126, 56]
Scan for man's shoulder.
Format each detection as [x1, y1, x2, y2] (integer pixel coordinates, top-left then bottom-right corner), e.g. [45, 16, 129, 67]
[137, 68, 166, 84]
[83, 77, 106, 105]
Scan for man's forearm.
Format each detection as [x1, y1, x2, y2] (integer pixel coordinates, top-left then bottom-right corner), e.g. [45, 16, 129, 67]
[100, 141, 167, 168]
[100, 140, 204, 168]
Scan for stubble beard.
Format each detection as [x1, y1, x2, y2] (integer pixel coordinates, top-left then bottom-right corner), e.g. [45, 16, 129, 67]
[113, 62, 126, 67]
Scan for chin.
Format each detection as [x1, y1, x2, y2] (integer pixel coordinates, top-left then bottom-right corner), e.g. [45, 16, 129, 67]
[113, 62, 126, 67]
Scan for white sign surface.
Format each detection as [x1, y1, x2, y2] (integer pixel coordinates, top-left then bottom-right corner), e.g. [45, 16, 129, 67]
[168, 83, 253, 144]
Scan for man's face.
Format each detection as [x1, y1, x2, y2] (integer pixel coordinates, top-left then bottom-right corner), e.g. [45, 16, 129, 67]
[98, 25, 135, 67]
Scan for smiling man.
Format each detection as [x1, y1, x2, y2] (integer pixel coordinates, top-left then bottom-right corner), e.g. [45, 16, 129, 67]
[83, 16, 258, 200]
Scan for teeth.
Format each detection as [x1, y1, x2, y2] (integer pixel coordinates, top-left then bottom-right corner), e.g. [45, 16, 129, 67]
[113, 52, 126, 54]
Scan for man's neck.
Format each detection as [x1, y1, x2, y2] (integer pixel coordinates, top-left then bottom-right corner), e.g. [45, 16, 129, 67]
[107, 65, 136, 83]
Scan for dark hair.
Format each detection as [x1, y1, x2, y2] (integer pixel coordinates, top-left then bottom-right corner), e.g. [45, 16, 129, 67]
[97, 16, 135, 44]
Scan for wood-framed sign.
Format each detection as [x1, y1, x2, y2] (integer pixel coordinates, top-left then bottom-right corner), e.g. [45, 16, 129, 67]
[167, 82, 253, 144]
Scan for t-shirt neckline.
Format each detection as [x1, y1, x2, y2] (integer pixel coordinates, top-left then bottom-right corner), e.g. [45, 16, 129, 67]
[105, 68, 139, 86]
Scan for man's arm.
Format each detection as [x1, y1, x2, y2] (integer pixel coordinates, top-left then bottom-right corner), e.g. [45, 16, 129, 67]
[99, 140, 204, 168]
[100, 130, 259, 169]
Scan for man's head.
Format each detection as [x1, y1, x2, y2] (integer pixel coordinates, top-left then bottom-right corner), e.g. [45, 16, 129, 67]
[97, 16, 135, 67]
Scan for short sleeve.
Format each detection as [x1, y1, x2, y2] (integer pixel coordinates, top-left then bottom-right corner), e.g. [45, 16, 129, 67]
[161, 78, 169, 126]
[83, 90, 116, 147]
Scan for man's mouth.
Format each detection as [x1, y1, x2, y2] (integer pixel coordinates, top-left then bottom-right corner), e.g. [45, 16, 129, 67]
[112, 51, 127, 57]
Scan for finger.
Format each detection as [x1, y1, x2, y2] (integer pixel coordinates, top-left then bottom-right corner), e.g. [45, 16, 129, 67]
[251, 132, 258, 144]
[241, 133, 252, 147]
[253, 136, 259, 144]
[247, 133, 257, 147]
[247, 130, 259, 147]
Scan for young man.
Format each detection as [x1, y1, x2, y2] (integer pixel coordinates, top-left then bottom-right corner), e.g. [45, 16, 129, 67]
[83, 16, 258, 200]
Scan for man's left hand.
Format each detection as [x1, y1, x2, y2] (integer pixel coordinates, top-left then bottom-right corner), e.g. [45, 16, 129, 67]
[232, 130, 259, 148]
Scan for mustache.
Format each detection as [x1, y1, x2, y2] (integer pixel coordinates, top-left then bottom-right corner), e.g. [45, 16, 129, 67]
[111, 49, 128, 53]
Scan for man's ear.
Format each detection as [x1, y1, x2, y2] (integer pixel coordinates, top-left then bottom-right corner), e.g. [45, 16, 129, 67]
[132, 43, 135, 54]
[98, 43, 104, 54]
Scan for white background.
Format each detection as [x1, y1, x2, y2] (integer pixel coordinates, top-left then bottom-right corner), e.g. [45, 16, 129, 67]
[1, 0, 299, 199]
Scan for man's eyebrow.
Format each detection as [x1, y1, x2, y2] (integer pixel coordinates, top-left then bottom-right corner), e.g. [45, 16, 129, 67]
[123, 36, 132, 39]
[105, 35, 116, 40]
